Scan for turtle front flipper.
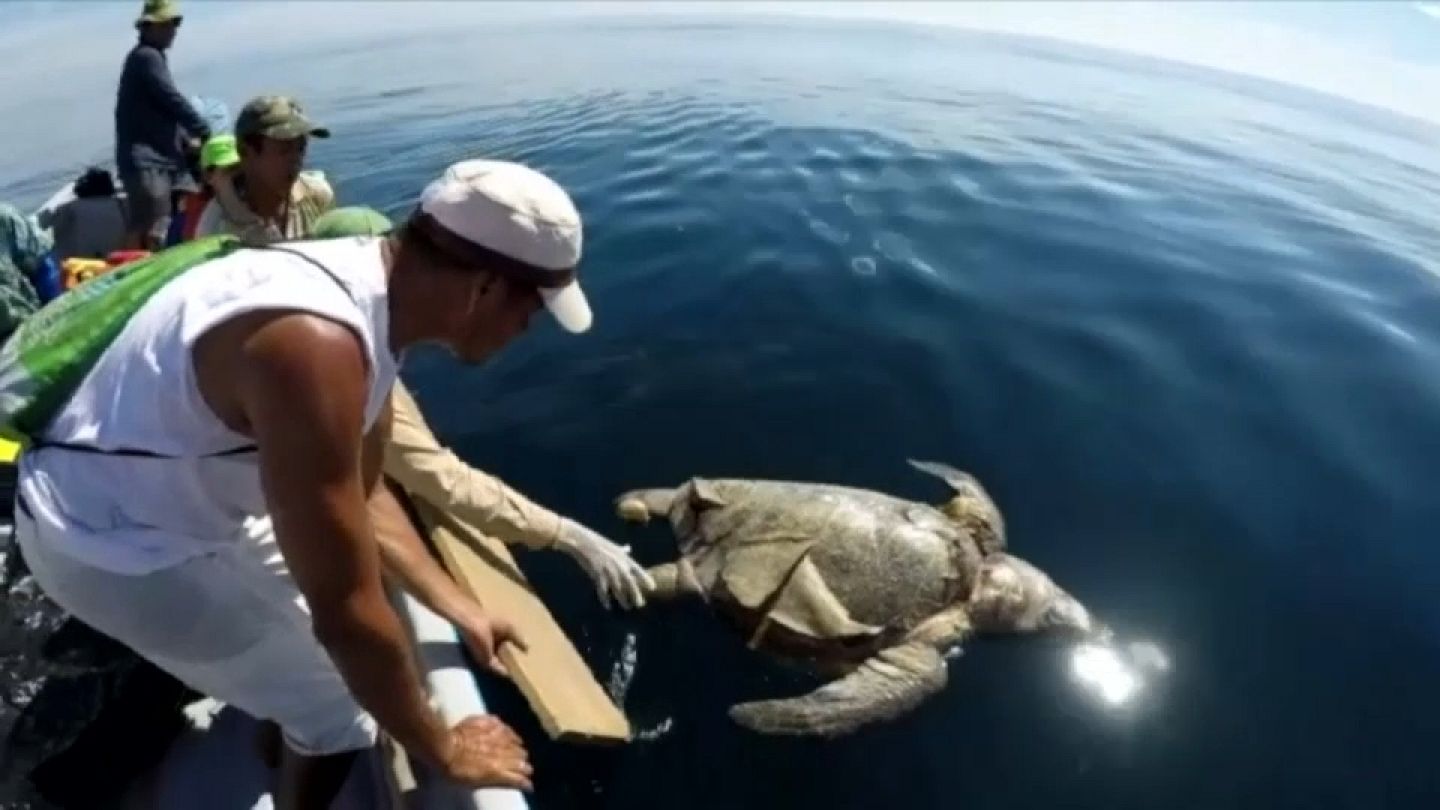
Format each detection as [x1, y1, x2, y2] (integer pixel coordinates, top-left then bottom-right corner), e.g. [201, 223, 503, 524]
[615, 488, 679, 524]
[907, 459, 1006, 553]
[646, 560, 703, 601]
[728, 641, 947, 737]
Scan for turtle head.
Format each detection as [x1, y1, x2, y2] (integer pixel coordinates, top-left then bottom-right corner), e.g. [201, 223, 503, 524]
[967, 554, 1104, 639]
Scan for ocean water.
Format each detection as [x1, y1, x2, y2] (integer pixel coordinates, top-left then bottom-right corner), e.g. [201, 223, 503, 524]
[4, 12, 1440, 810]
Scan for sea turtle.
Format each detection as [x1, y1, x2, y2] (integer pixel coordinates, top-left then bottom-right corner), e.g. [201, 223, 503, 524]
[615, 460, 1103, 737]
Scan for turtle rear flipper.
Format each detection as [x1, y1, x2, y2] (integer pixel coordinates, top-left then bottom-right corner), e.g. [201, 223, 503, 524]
[728, 641, 947, 736]
[907, 459, 1006, 553]
[646, 561, 703, 601]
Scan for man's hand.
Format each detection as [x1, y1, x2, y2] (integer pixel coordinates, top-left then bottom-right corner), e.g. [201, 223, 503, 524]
[205, 166, 236, 189]
[554, 519, 656, 610]
[456, 610, 528, 678]
[441, 715, 533, 792]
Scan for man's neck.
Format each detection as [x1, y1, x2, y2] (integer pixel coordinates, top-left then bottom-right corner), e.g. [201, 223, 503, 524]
[382, 237, 412, 356]
[383, 236, 438, 356]
[241, 173, 289, 220]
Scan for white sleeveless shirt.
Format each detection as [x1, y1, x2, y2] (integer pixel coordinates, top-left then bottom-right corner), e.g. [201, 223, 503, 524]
[18, 237, 402, 574]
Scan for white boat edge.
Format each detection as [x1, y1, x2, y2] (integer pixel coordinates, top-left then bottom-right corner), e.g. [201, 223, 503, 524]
[396, 590, 530, 810]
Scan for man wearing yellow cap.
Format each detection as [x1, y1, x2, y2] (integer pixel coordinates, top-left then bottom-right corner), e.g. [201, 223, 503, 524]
[193, 96, 336, 243]
[115, 0, 212, 249]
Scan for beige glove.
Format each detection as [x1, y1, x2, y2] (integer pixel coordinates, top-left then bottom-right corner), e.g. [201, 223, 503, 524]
[553, 519, 656, 610]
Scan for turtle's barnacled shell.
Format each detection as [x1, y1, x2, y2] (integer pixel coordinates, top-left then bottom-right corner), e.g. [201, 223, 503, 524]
[674, 479, 982, 656]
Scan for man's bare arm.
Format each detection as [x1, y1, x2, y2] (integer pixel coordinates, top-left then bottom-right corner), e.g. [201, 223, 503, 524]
[237, 313, 454, 768]
[365, 393, 527, 675]
[369, 478, 526, 676]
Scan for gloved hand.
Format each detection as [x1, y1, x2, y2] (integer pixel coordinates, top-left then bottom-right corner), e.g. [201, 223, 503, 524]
[554, 519, 655, 610]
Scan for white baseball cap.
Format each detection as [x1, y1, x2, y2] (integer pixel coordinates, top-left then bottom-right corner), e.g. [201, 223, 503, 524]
[418, 159, 592, 334]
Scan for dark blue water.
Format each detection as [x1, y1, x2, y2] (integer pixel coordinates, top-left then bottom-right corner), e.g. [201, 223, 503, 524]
[6, 14, 1440, 810]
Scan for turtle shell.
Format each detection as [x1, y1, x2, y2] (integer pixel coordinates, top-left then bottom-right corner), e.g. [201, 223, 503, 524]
[675, 479, 983, 661]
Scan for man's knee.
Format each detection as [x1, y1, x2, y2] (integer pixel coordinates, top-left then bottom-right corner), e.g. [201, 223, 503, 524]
[278, 709, 378, 759]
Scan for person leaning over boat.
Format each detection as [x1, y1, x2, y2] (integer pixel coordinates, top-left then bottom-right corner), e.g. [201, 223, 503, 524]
[0, 204, 46, 343]
[115, 0, 212, 250]
[192, 96, 336, 243]
[8, 159, 597, 806]
[313, 206, 656, 610]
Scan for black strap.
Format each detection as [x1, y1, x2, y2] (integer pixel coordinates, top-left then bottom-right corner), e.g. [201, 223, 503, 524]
[259, 243, 356, 301]
[28, 439, 258, 459]
[32, 243, 358, 460]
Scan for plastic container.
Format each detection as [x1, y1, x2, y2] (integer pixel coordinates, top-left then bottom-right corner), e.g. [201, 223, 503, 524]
[61, 257, 109, 290]
[105, 249, 149, 267]
[30, 253, 64, 303]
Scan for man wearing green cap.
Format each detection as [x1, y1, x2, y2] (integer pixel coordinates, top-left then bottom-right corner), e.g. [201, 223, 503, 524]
[193, 95, 335, 243]
[115, 0, 212, 250]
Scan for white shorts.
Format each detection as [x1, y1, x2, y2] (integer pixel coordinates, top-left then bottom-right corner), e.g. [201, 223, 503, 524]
[14, 502, 377, 756]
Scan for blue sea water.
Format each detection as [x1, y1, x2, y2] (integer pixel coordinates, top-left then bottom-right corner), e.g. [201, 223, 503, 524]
[4, 12, 1440, 810]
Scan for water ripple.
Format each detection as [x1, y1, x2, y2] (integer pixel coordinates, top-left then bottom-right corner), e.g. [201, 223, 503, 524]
[6, 18, 1440, 810]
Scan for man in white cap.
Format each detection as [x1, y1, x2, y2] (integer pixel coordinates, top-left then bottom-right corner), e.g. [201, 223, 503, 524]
[12, 159, 616, 807]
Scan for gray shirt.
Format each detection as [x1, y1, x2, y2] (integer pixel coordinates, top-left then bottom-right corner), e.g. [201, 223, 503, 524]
[114, 43, 211, 174]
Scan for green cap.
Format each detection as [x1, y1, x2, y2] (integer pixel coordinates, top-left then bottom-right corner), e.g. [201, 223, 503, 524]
[235, 95, 331, 141]
[136, 0, 182, 25]
[199, 134, 240, 171]
[312, 207, 393, 239]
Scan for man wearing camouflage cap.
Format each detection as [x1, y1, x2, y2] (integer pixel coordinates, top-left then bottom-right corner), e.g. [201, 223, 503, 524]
[193, 95, 336, 243]
[115, 0, 212, 249]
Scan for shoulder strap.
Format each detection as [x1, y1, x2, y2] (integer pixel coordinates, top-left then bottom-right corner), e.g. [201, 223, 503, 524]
[30, 243, 356, 460]
[258, 243, 356, 303]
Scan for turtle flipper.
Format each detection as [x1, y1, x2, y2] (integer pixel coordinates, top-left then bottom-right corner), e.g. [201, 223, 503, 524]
[907, 459, 1006, 553]
[615, 488, 679, 524]
[646, 561, 702, 601]
[728, 641, 947, 736]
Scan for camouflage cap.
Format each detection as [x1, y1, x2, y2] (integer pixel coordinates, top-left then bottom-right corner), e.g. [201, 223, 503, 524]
[234, 96, 331, 141]
[136, 0, 182, 25]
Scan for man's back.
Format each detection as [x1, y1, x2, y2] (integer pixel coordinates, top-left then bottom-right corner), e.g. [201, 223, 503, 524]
[50, 197, 129, 261]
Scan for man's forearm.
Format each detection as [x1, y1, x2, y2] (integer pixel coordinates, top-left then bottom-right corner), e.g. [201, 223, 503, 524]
[386, 383, 563, 550]
[370, 477, 485, 628]
[314, 596, 452, 767]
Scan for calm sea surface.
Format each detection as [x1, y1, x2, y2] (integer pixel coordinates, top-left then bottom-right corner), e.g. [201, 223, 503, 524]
[3, 13, 1440, 810]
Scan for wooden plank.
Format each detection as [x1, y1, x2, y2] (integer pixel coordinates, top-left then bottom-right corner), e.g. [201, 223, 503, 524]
[410, 498, 632, 745]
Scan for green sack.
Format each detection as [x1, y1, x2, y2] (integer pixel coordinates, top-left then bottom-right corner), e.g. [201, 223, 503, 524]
[0, 235, 241, 446]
